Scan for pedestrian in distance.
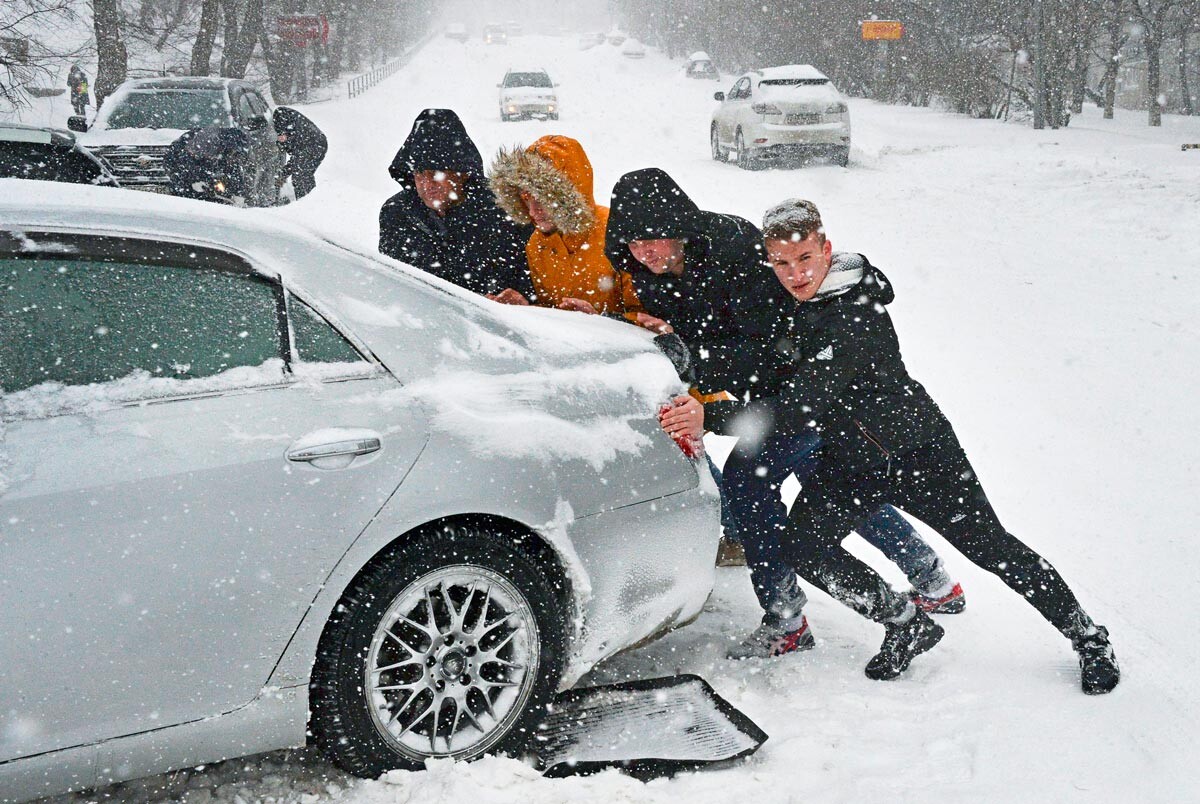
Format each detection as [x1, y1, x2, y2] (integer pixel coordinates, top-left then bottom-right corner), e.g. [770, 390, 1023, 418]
[379, 108, 533, 298]
[273, 106, 327, 199]
[67, 65, 90, 117]
[701, 198, 1119, 693]
[605, 168, 966, 661]
[487, 135, 641, 317]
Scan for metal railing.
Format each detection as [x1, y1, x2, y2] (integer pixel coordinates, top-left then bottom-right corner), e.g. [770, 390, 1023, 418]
[346, 57, 403, 99]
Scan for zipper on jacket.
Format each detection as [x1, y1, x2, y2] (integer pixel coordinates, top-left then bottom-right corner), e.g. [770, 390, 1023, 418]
[854, 418, 891, 476]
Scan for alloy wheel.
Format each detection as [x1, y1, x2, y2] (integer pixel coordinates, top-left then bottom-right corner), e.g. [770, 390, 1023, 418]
[364, 566, 539, 761]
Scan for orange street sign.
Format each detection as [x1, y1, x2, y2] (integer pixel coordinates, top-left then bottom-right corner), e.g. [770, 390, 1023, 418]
[861, 20, 904, 40]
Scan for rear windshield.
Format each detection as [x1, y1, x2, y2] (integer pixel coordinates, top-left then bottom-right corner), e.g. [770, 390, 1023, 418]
[505, 72, 552, 88]
[760, 78, 830, 87]
[102, 90, 231, 130]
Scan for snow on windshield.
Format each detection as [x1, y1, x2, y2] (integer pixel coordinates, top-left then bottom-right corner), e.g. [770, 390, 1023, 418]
[505, 72, 552, 88]
[99, 90, 231, 130]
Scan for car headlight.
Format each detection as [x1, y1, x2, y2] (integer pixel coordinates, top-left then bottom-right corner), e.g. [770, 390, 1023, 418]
[507, 105, 516, 112]
[824, 102, 848, 114]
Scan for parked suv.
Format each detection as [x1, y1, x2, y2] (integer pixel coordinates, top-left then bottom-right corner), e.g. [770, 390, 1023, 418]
[71, 77, 284, 205]
[499, 69, 558, 121]
[710, 65, 851, 169]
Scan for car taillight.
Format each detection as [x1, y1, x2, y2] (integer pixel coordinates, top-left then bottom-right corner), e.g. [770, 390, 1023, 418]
[751, 103, 782, 115]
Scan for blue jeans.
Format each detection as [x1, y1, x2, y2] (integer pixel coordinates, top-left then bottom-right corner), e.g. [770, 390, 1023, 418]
[720, 431, 950, 618]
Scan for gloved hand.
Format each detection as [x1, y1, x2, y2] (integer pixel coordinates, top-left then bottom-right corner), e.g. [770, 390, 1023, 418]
[652, 332, 695, 384]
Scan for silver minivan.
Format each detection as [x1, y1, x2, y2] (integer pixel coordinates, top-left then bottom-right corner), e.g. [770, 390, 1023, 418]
[711, 65, 852, 168]
[0, 181, 720, 802]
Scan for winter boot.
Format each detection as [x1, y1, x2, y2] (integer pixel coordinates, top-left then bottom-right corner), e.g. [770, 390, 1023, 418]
[727, 615, 815, 660]
[911, 582, 967, 615]
[864, 608, 944, 680]
[1074, 625, 1120, 695]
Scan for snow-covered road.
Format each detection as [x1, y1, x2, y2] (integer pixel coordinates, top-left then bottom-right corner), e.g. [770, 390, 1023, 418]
[51, 32, 1200, 804]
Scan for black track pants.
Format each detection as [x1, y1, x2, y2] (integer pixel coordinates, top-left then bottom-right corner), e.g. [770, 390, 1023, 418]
[782, 426, 1085, 637]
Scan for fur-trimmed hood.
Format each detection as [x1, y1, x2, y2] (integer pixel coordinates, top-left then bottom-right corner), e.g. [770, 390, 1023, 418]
[488, 135, 597, 236]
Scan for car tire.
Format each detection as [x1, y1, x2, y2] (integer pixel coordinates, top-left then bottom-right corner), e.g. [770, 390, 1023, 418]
[710, 125, 727, 162]
[309, 523, 569, 778]
[734, 129, 757, 170]
[549, 113, 559, 120]
[835, 146, 850, 167]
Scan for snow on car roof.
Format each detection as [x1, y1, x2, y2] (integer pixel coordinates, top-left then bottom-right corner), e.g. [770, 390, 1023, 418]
[689, 51, 711, 61]
[125, 77, 242, 91]
[0, 180, 663, 364]
[754, 65, 829, 82]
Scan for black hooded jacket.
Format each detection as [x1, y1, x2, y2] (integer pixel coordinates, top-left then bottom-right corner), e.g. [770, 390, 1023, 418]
[605, 168, 788, 389]
[379, 109, 532, 297]
[273, 107, 327, 167]
[705, 258, 953, 473]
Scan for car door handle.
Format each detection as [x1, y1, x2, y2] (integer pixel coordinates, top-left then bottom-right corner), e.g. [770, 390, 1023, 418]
[287, 437, 381, 462]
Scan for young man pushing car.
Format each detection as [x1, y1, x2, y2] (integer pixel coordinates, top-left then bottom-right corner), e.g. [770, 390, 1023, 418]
[697, 199, 1119, 693]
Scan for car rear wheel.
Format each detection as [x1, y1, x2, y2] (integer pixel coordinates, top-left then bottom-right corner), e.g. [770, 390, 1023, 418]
[710, 125, 727, 161]
[835, 146, 850, 167]
[310, 524, 568, 778]
[734, 129, 758, 170]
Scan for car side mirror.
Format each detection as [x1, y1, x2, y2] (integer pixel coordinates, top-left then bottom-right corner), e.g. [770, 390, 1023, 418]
[713, 92, 725, 102]
[67, 115, 88, 132]
[244, 114, 267, 132]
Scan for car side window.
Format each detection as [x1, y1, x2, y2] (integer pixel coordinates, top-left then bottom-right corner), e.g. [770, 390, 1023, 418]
[1, 252, 283, 395]
[288, 292, 367, 366]
[236, 92, 256, 123]
[247, 92, 269, 117]
[730, 78, 750, 100]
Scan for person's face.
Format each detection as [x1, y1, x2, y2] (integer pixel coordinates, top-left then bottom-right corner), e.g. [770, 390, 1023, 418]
[766, 232, 833, 302]
[413, 170, 467, 213]
[629, 238, 686, 275]
[520, 191, 557, 233]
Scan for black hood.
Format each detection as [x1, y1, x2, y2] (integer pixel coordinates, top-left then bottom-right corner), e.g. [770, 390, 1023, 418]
[605, 168, 707, 269]
[387, 109, 484, 191]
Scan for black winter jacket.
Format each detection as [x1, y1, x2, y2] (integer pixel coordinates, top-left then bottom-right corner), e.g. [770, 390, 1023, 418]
[379, 109, 532, 297]
[704, 257, 953, 473]
[605, 168, 787, 390]
[273, 107, 327, 166]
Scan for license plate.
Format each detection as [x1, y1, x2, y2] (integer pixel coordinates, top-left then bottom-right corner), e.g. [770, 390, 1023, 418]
[786, 113, 821, 125]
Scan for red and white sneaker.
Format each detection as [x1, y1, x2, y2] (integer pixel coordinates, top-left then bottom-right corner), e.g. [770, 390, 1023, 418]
[727, 616, 815, 660]
[911, 582, 966, 614]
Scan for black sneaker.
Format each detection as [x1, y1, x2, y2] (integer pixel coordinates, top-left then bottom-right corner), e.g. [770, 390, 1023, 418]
[1074, 626, 1120, 695]
[865, 609, 945, 681]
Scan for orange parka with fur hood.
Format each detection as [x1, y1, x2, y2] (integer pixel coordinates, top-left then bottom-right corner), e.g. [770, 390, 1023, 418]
[489, 135, 642, 316]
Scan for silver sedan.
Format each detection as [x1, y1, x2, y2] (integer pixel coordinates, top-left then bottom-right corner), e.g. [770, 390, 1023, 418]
[0, 181, 721, 801]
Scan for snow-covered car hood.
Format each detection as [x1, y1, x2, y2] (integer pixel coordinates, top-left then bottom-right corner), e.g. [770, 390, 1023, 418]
[501, 86, 557, 101]
[77, 128, 189, 147]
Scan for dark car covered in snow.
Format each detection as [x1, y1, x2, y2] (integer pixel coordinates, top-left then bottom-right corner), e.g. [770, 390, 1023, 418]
[0, 123, 118, 186]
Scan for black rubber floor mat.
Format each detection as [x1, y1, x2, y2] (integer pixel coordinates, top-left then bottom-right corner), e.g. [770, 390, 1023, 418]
[535, 674, 768, 777]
